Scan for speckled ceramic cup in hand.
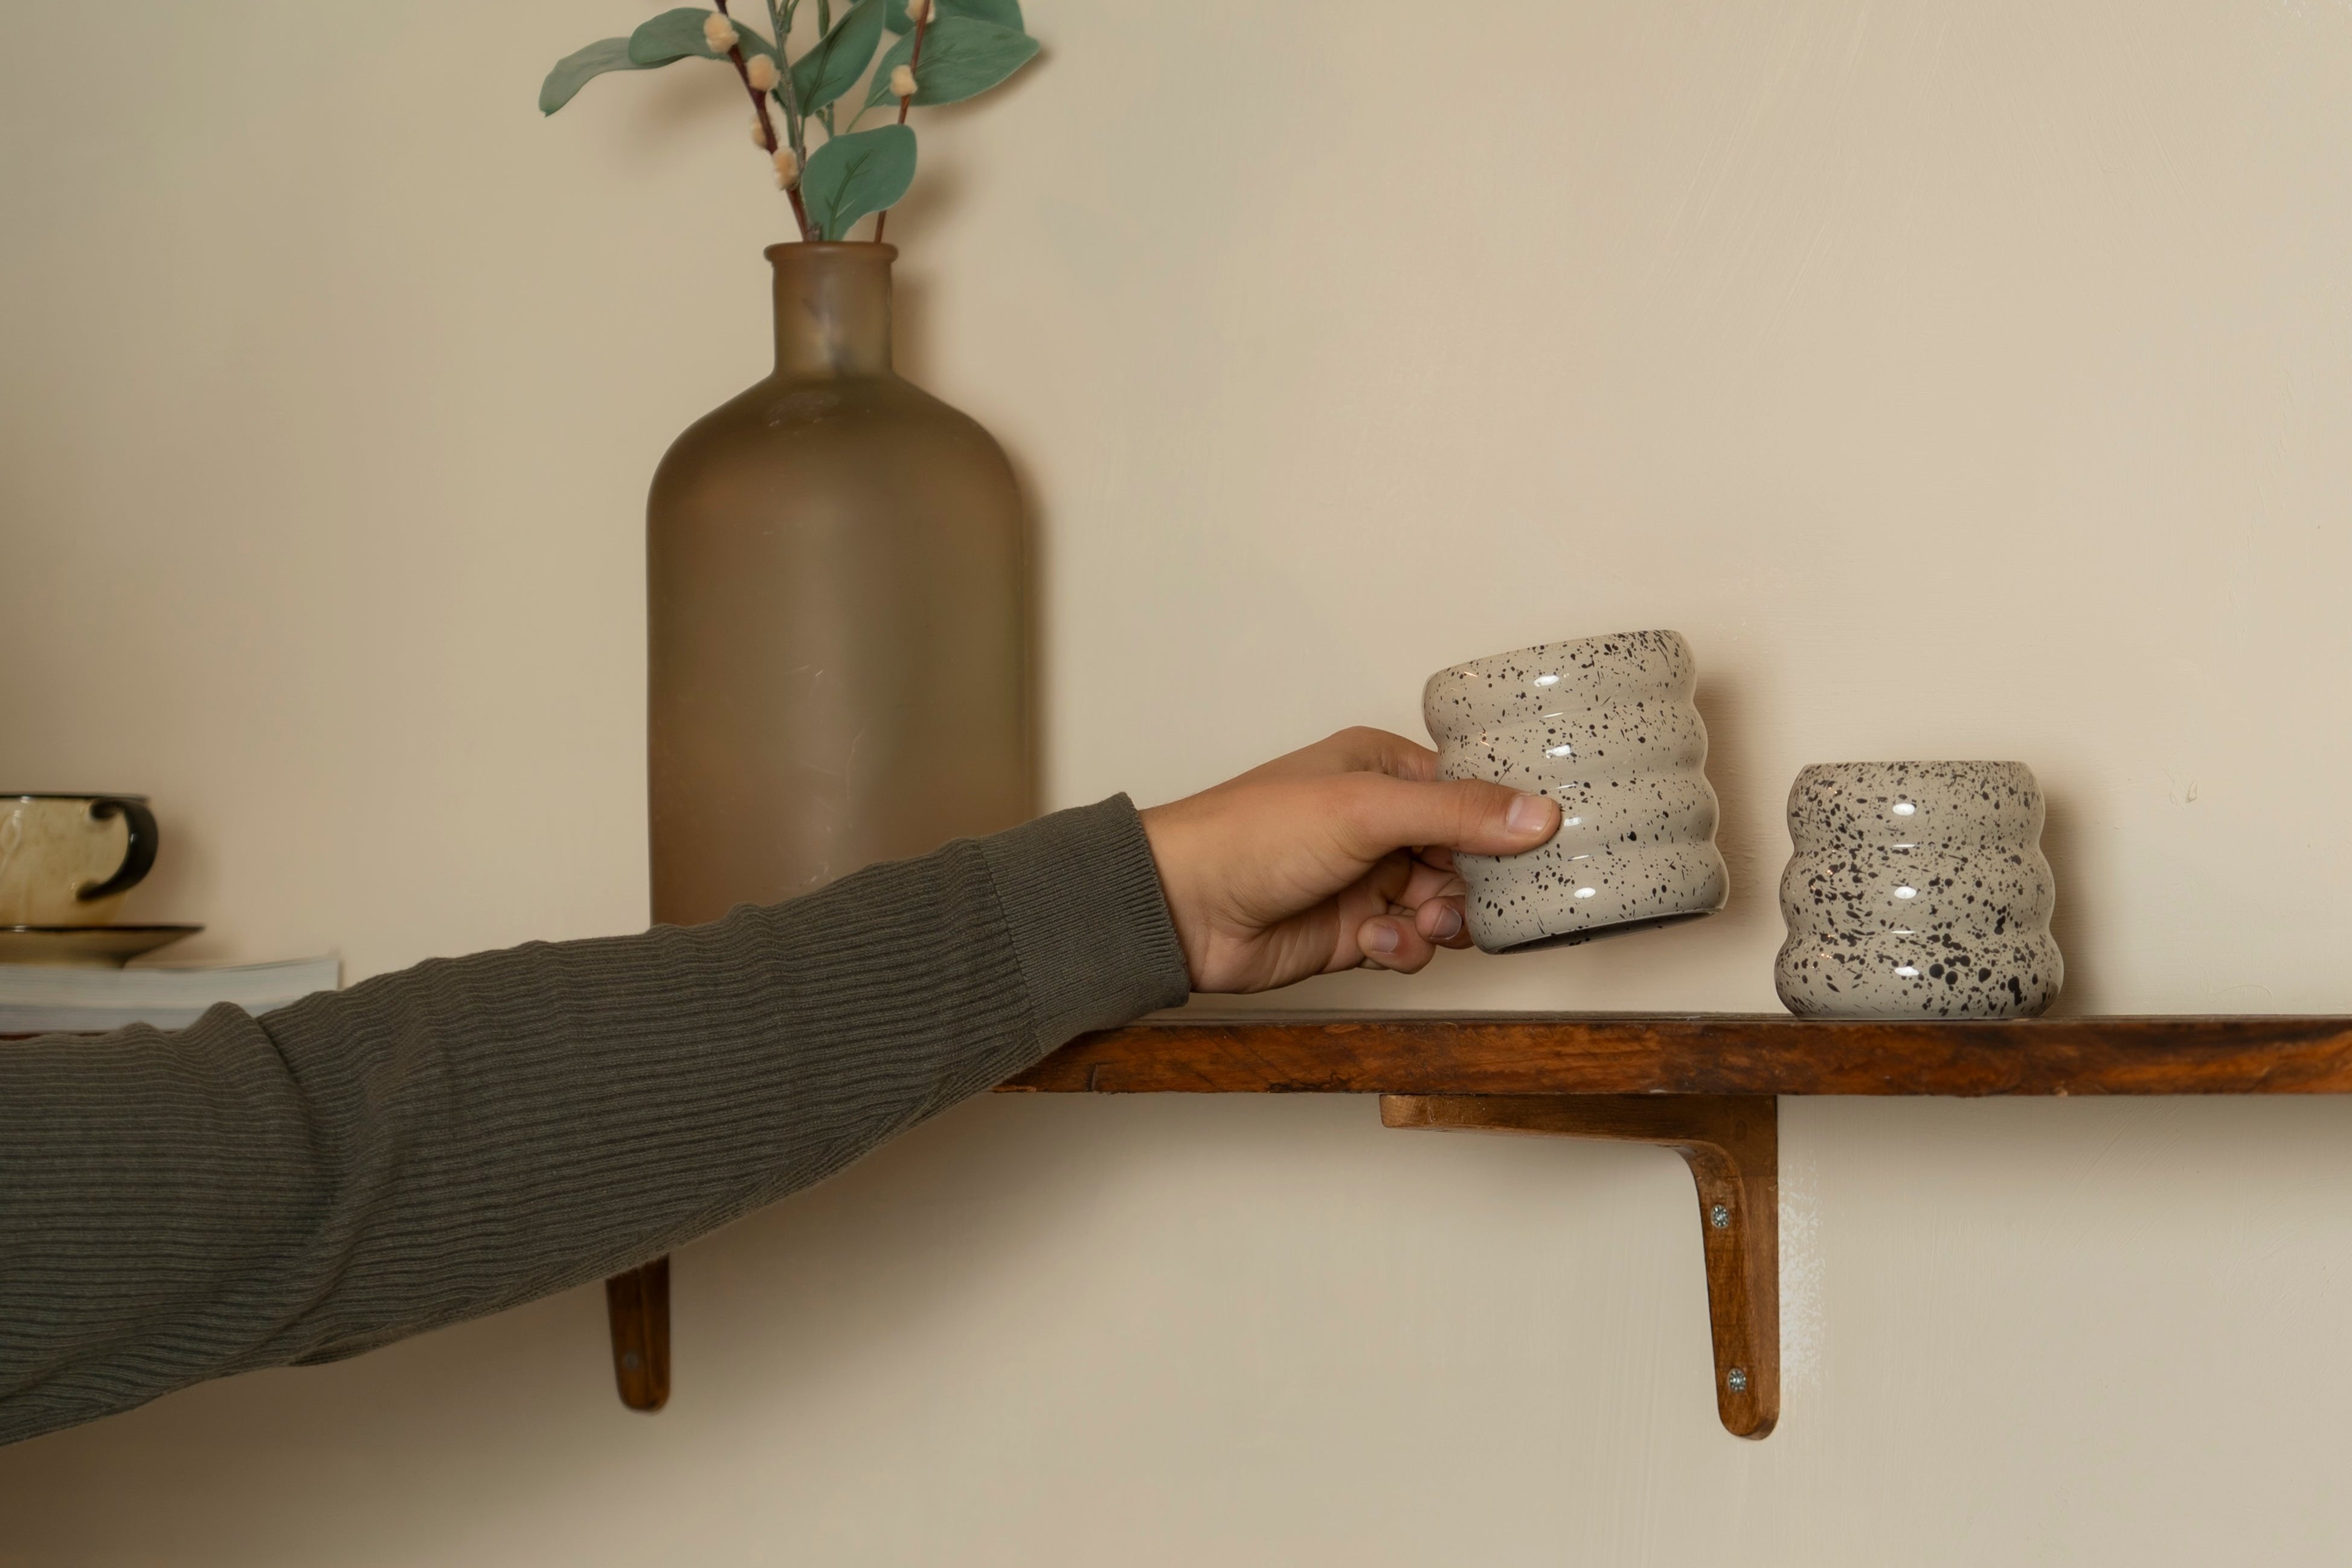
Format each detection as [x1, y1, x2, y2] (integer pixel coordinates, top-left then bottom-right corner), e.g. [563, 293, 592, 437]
[1775, 761, 2062, 1018]
[1422, 631, 1730, 953]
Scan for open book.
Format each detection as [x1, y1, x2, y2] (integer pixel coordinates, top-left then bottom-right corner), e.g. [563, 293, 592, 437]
[0, 956, 342, 1034]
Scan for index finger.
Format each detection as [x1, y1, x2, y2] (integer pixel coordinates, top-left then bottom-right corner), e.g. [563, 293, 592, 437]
[1233, 727, 1439, 787]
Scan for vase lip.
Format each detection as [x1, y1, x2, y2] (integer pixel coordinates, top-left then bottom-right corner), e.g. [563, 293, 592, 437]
[764, 240, 899, 265]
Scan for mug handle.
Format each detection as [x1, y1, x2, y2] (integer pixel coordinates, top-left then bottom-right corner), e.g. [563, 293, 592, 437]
[77, 798, 159, 904]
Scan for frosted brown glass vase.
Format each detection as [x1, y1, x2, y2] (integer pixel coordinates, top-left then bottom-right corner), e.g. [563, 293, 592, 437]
[646, 242, 1029, 925]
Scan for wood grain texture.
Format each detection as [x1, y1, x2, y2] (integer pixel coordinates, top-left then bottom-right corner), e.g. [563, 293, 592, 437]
[1001, 1014, 2352, 1096]
[604, 1256, 670, 1412]
[1383, 1094, 1779, 1439]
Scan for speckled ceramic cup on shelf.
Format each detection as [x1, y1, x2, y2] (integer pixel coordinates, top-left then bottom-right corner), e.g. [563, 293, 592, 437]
[1775, 761, 2062, 1018]
[1422, 631, 1730, 953]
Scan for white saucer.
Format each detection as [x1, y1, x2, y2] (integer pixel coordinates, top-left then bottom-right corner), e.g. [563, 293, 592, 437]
[0, 925, 204, 968]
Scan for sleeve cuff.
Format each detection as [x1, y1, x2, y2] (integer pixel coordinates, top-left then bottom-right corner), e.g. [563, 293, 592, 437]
[979, 794, 1192, 1050]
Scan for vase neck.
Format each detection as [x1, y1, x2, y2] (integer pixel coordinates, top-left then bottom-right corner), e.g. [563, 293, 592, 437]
[766, 242, 896, 379]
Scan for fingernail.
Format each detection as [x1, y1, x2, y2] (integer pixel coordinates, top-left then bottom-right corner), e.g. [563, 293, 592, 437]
[1362, 921, 1400, 956]
[1507, 792, 1557, 837]
[1428, 905, 1462, 940]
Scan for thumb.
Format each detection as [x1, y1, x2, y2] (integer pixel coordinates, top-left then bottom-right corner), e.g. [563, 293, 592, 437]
[1328, 774, 1561, 862]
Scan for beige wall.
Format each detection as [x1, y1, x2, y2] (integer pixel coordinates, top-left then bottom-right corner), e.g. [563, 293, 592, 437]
[6, 0, 2352, 1560]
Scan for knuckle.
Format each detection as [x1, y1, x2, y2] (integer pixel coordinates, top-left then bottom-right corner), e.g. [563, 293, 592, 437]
[1320, 774, 1384, 848]
[1451, 781, 1497, 839]
[1332, 726, 1399, 771]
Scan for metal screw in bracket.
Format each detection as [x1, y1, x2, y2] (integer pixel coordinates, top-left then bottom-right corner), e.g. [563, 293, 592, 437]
[1709, 1203, 1731, 1229]
[1726, 1367, 1749, 1393]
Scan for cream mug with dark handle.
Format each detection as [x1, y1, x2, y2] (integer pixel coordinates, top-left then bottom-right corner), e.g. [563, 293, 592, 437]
[0, 795, 160, 925]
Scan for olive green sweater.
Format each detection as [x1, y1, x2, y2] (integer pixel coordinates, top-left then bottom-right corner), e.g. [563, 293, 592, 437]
[0, 797, 1190, 1447]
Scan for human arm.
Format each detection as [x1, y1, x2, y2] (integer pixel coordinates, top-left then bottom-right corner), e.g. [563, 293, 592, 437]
[0, 733, 1555, 1444]
[0, 800, 1186, 1445]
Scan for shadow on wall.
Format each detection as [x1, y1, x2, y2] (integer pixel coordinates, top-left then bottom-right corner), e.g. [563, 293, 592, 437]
[2039, 785, 2098, 1015]
[1692, 669, 1767, 930]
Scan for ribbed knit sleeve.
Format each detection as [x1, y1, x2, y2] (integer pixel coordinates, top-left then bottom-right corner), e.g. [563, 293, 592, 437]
[0, 795, 1191, 1447]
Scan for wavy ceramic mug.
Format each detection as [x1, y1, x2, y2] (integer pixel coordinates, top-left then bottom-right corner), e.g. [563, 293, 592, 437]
[1775, 761, 2061, 1018]
[1422, 631, 1730, 952]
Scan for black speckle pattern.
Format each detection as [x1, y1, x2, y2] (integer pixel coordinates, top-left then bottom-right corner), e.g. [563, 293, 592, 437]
[1422, 630, 1730, 954]
[1774, 760, 2063, 1019]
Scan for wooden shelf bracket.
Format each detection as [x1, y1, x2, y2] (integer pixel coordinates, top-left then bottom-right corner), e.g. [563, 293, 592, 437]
[1381, 1093, 1779, 1439]
[605, 1255, 670, 1412]
[605, 1009, 2352, 1420]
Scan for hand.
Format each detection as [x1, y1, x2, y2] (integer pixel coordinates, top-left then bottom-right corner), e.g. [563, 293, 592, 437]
[1138, 727, 1561, 993]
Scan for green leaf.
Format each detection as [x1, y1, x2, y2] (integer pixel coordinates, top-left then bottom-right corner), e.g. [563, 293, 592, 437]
[626, 7, 778, 66]
[863, 15, 1038, 110]
[885, 0, 1024, 36]
[541, 37, 646, 115]
[800, 124, 917, 240]
[791, 0, 887, 111]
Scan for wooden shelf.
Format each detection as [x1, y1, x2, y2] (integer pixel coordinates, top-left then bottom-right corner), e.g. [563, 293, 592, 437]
[613, 1012, 2352, 1438]
[1000, 1012, 2352, 1096]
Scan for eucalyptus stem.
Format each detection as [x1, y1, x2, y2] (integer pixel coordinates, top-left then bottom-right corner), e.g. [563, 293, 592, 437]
[715, 0, 815, 241]
[762, 0, 808, 173]
[810, 6, 834, 146]
[776, 71, 809, 182]
[869, 4, 931, 244]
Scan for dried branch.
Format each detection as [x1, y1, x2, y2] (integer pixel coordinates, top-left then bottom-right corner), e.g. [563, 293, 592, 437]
[716, 0, 817, 242]
[869, 2, 931, 244]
